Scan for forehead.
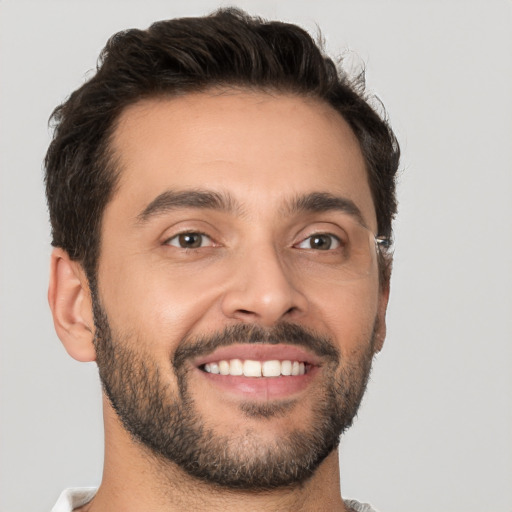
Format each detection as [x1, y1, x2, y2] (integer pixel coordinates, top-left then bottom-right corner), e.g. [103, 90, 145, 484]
[108, 90, 376, 228]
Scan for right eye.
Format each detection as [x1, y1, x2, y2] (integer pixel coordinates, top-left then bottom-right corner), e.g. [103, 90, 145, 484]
[164, 232, 214, 249]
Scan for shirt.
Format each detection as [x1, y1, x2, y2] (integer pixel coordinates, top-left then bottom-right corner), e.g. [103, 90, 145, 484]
[51, 488, 380, 511]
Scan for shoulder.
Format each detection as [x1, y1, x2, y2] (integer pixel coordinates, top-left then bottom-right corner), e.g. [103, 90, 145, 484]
[345, 498, 381, 512]
[50, 488, 97, 512]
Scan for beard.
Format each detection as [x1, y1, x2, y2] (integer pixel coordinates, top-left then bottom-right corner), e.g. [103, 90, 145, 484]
[91, 295, 376, 490]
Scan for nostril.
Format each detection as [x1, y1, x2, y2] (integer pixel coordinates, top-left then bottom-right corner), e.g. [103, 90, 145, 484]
[234, 306, 297, 319]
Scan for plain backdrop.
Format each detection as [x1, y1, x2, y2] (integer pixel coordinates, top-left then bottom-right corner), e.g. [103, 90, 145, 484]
[1, 1, 511, 511]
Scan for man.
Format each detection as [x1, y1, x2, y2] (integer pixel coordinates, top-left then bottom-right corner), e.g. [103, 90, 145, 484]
[46, 8, 399, 512]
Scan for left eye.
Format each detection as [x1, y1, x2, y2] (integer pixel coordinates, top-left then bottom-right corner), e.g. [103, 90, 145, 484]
[296, 234, 340, 251]
[165, 232, 213, 249]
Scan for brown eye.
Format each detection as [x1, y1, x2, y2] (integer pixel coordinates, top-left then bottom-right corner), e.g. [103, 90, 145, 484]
[310, 235, 331, 250]
[297, 234, 340, 251]
[166, 232, 212, 248]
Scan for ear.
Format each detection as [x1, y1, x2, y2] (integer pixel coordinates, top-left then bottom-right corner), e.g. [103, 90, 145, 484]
[373, 279, 390, 354]
[48, 248, 96, 362]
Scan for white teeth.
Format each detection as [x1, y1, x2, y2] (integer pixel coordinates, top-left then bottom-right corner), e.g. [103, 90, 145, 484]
[204, 359, 307, 377]
[262, 360, 281, 377]
[219, 360, 230, 375]
[229, 359, 243, 376]
[243, 360, 262, 377]
[281, 360, 292, 376]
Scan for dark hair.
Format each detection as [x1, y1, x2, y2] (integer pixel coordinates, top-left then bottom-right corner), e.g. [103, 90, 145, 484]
[45, 7, 399, 283]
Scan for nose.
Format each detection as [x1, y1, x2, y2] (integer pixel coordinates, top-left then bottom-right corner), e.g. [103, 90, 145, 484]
[220, 244, 308, 326]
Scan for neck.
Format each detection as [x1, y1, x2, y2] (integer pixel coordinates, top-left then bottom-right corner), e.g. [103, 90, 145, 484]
[79, 398, 351, 512]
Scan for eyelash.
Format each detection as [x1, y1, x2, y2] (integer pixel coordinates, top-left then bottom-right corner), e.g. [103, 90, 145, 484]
[295, 233, 341, 251]
[163, 231, 342, 251]
[164, 232, 214, 249]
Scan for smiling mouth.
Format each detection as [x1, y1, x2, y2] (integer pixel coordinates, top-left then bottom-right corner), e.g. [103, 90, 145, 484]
[192, 343, 320, 399]
[201, 359, 311, 377]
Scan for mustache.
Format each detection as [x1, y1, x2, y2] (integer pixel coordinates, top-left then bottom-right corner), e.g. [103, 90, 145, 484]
[173, 322, 340, 371]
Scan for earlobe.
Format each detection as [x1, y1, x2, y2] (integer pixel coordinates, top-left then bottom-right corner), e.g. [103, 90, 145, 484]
[48, 248, 96, 362]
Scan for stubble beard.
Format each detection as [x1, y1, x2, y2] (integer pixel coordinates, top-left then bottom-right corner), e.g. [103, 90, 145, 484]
[92, 296, 376, 490]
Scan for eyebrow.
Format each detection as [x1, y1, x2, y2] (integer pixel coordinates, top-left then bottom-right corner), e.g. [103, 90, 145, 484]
[136, 188, 366, 226]
[136, 189, 240, 223]
[284, 192, 367, 227]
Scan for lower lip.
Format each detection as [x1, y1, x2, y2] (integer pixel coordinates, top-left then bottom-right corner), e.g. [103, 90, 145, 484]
[197, 366, 319, 400]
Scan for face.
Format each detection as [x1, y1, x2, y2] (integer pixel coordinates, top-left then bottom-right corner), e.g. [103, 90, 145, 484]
[93, 91, 388, 488]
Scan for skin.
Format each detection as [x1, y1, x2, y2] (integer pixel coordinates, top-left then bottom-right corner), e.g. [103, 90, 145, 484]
[48, 90, 389, 511]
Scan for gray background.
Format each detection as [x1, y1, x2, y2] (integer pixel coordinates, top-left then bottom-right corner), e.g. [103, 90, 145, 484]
[1, 1, 511, 510]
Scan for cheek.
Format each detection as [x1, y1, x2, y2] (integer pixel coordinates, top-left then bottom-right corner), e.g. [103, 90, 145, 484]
[309, 277, 380, 354]
[97, 257, 231, 351]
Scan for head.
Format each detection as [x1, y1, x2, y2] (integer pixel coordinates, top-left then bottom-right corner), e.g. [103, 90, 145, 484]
[46, 8, 399, 490]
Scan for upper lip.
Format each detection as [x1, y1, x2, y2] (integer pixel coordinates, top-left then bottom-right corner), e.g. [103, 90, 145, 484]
[193, 343, 322, 368]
